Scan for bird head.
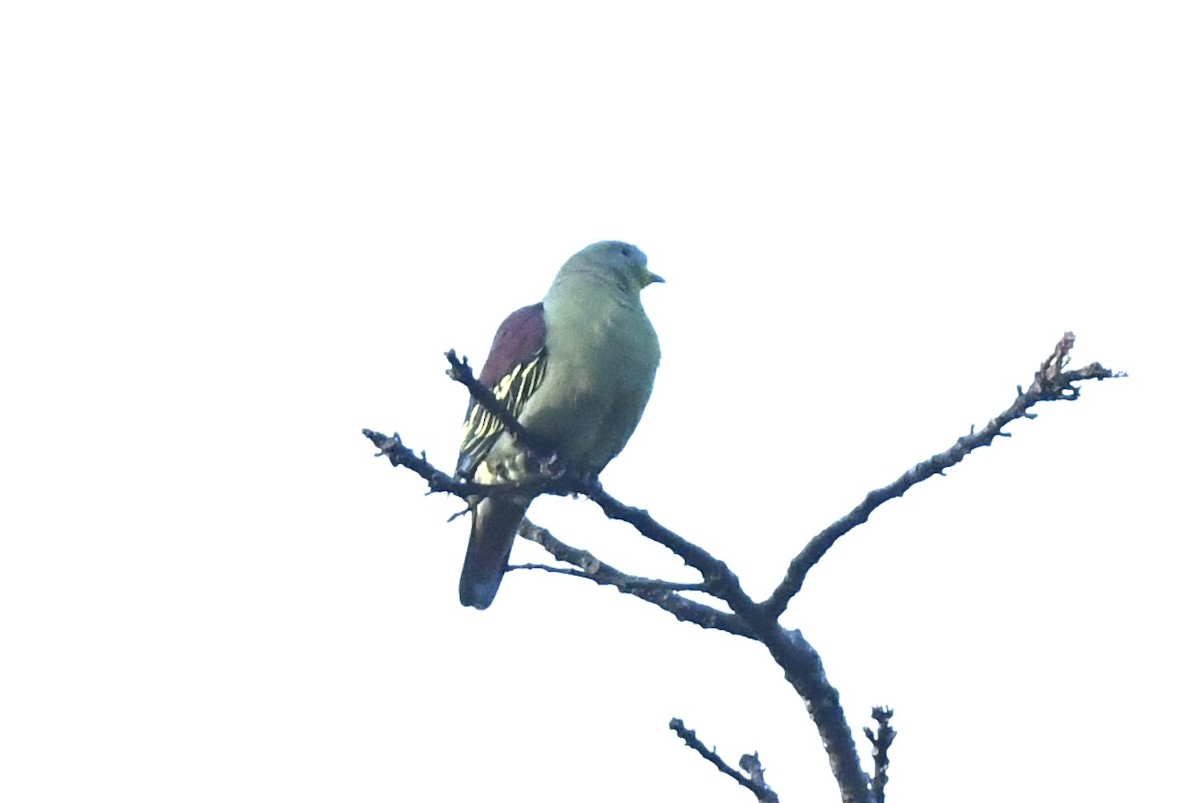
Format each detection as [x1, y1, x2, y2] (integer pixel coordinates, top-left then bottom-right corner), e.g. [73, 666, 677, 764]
[559, 241, 665, 295]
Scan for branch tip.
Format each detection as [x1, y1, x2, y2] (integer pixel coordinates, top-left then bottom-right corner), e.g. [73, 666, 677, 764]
[864, 706, 896, 803]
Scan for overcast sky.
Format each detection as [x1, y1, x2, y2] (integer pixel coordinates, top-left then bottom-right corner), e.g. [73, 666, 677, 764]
[3, 3, 1197, 802]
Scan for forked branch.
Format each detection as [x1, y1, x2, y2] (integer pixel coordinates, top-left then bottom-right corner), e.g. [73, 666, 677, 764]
[364, 331, 1121, 803]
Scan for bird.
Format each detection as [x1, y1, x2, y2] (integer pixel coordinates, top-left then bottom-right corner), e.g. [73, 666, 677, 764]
[455, 241, 663, 609]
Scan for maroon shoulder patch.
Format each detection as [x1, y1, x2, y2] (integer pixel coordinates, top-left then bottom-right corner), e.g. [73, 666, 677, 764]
[479, 303, 546, 388]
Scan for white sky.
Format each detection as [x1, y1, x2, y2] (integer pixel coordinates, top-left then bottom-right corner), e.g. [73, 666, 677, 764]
[2, 2, 1197, 802]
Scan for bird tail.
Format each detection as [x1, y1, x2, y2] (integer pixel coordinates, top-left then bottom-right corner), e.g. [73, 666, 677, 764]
[459, 496, 529, 609]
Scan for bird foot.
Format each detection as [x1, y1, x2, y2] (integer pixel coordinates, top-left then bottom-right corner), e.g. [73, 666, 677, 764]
[535, 450, 566, 479]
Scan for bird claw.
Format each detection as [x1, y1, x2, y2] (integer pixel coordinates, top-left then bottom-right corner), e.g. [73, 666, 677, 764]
[536, 451, 565, 479]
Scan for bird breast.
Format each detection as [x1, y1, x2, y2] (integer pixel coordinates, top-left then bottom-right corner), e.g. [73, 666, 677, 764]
[523, 293, 659, 472]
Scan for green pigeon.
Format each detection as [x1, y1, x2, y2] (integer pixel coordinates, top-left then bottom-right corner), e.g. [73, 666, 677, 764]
[455, 241, 663, 609]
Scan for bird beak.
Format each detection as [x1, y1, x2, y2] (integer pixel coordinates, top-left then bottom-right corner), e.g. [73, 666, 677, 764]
[648, 272, 666, 284]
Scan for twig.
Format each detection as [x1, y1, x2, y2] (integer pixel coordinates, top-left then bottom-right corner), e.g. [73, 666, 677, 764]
[669, 718, 780, 803]
[361, 429, 464, 495]
[508, 564, 707, 593]
[515, 519, 754, 639]
[863, 707, 896, 803]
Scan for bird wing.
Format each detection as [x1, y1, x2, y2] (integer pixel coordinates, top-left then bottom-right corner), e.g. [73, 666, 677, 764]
[456, 302, 548, 478]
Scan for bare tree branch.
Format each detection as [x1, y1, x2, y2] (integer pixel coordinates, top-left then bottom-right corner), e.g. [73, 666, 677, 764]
[669, 718, 780, 803]
[754, 625, 870, 802]
[762, 331, 1122, 618]
[507, 562, 704, 599]
[514, 519, 756, 639]
[364, 332, 1121, 803]
[361, 429, 461, 494]
[511, 562, 708, 592]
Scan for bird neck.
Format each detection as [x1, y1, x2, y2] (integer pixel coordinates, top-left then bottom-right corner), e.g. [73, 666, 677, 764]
[548, 269, 641, 313]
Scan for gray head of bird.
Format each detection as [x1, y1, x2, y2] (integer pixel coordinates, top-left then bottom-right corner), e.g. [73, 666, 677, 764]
[557, 241, 665, 295]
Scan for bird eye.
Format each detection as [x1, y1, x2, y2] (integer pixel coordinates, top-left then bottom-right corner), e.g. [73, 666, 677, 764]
[620, 246, 631, 257]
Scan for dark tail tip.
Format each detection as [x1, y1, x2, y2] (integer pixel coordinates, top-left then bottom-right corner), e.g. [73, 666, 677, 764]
[457, 496, 526, 610]
[459, 574, 502, 610]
